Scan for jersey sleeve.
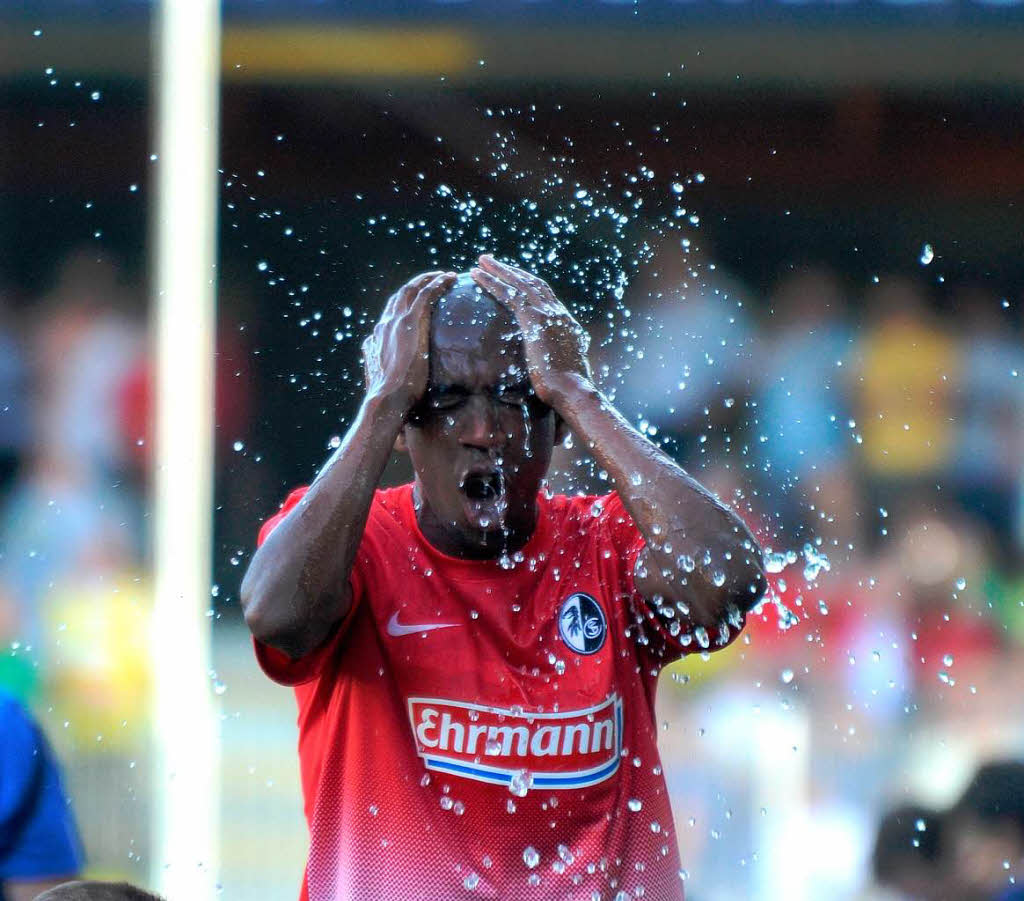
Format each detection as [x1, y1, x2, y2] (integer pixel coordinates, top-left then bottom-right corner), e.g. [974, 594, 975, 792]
[251, 486, 367, 687]
[596, 492, 745, 665]
[0, 695, 83, 879]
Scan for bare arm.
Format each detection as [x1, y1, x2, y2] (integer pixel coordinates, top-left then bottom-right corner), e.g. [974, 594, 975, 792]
[472, 256, 765, 634]
[240, 271, 456, 659]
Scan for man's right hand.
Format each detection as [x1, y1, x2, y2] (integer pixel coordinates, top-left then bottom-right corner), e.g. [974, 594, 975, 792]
[362, 271, 456, 411]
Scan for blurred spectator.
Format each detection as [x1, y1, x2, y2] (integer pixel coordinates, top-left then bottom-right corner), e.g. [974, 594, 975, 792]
[950, 285, 1024, 551]
[31, 249, 144, 478]
[0, 249, 144, 702]
[891, 498, 1001, 699]
[604, 235, 755, 466]
[0, 691, 83, 901]
[946, 761, 1024, 900]
[754, 265, 854, 538]
[870, 803, 947, 900]
[855, 276, 959, 484]
[0, 438, 141, 702]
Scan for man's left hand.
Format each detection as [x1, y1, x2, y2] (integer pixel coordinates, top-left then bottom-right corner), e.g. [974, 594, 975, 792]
[471, 254, 592, 406]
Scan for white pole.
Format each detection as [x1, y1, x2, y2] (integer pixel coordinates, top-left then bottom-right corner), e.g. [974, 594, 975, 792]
[150, 0, 221, 895]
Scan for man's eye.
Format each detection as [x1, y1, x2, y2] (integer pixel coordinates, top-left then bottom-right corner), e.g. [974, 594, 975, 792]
[497, 392, 529, 407]
[496, 385, 534, 406]
[430, 394, 465, 410]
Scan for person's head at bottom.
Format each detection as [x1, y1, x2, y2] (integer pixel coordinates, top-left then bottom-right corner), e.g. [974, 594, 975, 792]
[32, 882, 163, 901]
[396, 271, 568, 559]
[946, 761, 1024, 900]
[872, 803, 947, 899]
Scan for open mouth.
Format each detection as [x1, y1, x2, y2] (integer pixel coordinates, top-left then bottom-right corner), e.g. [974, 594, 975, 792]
[460, 471, 504, 502]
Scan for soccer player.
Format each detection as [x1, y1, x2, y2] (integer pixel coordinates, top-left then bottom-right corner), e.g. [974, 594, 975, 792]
[241, 255, 766, 900]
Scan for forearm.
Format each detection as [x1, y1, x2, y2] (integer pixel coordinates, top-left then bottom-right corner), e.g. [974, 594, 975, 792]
[240, 393, 405, 657]
[550, 373, 765, 624]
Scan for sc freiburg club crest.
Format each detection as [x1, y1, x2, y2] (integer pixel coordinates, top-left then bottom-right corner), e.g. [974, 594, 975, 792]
[558, 593, 607, 655]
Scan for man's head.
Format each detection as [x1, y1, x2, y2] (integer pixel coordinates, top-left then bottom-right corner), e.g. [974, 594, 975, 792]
[947, 761, 1024, 897]
[398, 272, 565, 557]
[872, 804, 947, 899]
[32, 882, 164, 901]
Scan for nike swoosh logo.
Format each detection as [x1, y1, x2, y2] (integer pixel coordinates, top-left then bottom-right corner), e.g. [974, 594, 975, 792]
[386, 611, 460, 638]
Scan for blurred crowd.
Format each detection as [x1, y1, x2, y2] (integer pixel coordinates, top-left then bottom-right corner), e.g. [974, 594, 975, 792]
[0, 241, 1022, 897]
[595, 237, 1024, 900]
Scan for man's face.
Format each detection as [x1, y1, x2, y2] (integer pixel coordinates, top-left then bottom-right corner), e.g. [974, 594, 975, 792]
[402, 279, 558, 558]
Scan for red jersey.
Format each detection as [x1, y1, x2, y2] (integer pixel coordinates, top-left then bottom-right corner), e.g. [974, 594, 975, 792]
[255, 483, 742, 901]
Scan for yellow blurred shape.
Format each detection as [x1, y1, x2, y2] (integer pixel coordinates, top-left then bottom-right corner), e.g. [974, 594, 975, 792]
[222, 26, 476, 79]
[44, 572, 152, 749]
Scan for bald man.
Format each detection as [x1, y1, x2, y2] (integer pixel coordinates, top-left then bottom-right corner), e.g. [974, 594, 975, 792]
[241, 255, 766, 901]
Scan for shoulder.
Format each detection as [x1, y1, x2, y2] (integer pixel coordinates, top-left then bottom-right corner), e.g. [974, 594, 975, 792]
[0, 693, 45, 819]
[544, 490, 629, 521]
[0, 692, 39, 756]
[541, 491, 636, 541]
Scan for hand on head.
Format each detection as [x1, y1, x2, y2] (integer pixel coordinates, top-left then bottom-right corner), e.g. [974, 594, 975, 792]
[471, 255, 592, 405]
[361, 270, 457, 412]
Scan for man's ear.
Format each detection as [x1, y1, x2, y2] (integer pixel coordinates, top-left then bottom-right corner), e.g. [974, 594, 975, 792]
[554, 414, 570, 447]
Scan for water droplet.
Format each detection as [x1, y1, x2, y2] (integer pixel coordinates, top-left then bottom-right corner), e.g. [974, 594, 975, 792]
[915, 818, 927, 832]
[508, 769, 532, 797]
[943, 653, 954, 667]
[523, 845, 540, 868]
[463, 872, 480, 891]
[919, 243, 934, 265]
[711, 569, 726, 587]
[257, 261, 268, 271]
[780, 668, 794, 684]
[90, 90, 101, 101]
[628, 798, 643, 812]
[955, 577, 967, 591]
[232, 441, 244, 452]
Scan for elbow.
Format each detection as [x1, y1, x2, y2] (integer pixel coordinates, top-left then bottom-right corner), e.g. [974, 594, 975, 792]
[240, 579, 273, 644]
[239, 565, 286, 647]
[690, 559, 766, 633]
[241, 590, 306, 658]
[736, 556, 767, 613]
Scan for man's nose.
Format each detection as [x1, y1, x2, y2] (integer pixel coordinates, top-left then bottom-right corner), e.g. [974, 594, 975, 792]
[457, 395, 505, 452]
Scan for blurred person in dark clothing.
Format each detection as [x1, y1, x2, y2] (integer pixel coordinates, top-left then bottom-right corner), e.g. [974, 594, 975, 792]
[602, 235, 755, 469]
[0, 692, 82, 901]
[946, 762, 1024, 901]
[950, 285, 1024, 552]
[871, 803, 948, 900]
[753, 265, 854, 542]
